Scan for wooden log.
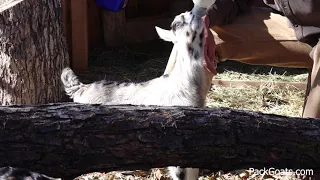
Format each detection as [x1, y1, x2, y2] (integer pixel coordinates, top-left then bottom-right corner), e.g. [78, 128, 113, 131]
[0, 103, 320, 179]
[0, 0, 69, 105]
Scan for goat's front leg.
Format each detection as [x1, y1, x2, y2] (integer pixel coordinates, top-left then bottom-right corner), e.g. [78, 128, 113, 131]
[164, 44, 178, 75]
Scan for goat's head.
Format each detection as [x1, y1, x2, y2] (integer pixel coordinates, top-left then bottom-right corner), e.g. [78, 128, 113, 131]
[156, 12, 214, 102]
[155, 12, 205, 60]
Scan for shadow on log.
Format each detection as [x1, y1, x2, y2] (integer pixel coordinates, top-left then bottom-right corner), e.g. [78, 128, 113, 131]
[0, 103, 320, 178]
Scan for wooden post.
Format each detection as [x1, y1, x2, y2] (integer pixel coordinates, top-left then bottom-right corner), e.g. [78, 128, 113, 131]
[71, 0, 89, 71]
[102, 9, 126, 47]
[87, 0, 103, 49]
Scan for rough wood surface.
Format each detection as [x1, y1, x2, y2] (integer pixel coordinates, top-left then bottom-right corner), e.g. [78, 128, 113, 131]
[102, 9, 126, 46]
[0, 0, 69, 105]
[0, 103, 320, 178]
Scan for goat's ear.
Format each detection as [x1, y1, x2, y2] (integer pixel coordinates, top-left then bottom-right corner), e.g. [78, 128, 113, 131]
[155, 26, 175, 42]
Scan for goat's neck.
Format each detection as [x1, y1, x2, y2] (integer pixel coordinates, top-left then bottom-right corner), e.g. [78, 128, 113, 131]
[169, 42, 204, 79]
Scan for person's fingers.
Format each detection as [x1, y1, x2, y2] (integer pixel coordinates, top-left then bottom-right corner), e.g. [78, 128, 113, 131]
[203, 14, 210, 27]
[203, 15, 216, 59]
[202, 15, 217, 75]
[207, 32, 216, 60]
[204, 40, 217, 74]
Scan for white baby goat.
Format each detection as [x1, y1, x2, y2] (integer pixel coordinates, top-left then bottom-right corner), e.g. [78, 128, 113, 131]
[61, 11, 214, 180]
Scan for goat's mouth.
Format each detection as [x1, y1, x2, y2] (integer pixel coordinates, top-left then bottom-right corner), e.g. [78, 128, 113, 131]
[190, 14, 195, 24]
[190, 14, 203, 30]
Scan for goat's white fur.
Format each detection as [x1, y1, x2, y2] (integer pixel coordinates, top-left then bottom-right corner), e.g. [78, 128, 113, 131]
[61, 11, 214, 180]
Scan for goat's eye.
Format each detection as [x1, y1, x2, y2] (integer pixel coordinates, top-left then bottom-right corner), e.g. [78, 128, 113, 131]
[171, 22, 183, 31]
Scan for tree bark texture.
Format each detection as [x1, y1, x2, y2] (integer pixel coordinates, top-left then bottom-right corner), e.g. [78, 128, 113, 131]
[0, 0, 69, 105]
[0, 103, 320, 178]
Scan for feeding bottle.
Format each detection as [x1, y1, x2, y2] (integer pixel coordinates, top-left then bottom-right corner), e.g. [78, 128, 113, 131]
[191, 0, 216, 17]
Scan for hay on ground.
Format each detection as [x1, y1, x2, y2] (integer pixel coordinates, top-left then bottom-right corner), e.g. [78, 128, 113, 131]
[75, 45, 310, 180]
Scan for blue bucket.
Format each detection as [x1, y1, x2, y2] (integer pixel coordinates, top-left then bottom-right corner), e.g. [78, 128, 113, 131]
[94, 0, 129, 12]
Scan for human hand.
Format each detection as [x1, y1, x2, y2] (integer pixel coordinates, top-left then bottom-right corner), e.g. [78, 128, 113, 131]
[202, 15, 217, 75]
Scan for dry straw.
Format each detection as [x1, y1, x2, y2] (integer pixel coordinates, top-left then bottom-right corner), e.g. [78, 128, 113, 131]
[79, 45, 309, 180]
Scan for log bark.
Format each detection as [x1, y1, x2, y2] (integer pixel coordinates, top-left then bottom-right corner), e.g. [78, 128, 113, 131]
[0, 0, 69, 105]
[0, 103, 320, 178]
